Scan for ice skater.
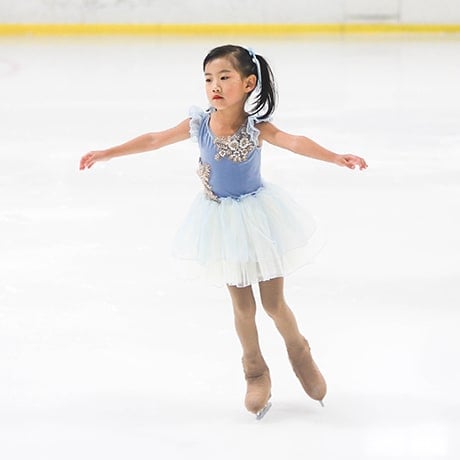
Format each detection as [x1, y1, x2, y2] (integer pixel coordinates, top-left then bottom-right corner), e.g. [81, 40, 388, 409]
[80, 44, 367, 419]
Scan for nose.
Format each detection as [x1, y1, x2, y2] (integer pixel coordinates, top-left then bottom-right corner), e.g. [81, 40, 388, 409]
[212, 83, 221, 93]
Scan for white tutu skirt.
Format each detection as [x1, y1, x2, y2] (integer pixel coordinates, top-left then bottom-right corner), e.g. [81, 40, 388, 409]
[172, 183, 322, 287]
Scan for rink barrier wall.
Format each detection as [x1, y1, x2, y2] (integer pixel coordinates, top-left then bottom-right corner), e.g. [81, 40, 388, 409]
[1, 23, 460, 36]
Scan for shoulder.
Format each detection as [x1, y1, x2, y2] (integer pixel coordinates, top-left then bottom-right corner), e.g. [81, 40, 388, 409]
[189, 105, 209, 121]
[189, 106, 211, 142]
[246, 113, 276, 146]
[256, 121, 281, 141]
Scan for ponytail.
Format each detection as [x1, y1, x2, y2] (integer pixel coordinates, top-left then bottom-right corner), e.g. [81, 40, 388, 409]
[250, 53, 277, 120]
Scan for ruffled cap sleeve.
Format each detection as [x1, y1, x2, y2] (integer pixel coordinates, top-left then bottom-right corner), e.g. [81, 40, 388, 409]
[246, 114, 273, 146]
[189, 106, 207, 142]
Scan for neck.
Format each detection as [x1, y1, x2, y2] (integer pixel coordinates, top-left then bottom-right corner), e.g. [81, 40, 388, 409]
[211, 106, 247, 134]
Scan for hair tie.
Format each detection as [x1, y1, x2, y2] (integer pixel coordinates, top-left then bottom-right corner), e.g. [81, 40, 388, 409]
[245, 47, 262, 91]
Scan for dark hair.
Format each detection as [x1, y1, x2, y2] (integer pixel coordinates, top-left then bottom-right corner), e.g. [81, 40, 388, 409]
[203, 44, 277, 120]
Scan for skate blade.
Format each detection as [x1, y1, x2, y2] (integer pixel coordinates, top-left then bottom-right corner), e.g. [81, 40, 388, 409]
[256, 401, 272, 420]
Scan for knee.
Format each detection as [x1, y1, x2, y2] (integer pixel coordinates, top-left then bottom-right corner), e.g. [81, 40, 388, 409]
[261, 297, 286, 318]
[232, 299, 257, 319]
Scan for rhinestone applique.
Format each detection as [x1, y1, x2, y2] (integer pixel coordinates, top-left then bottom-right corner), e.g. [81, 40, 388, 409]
[214, 123, 256, 163]
[197, 159, 220, 203]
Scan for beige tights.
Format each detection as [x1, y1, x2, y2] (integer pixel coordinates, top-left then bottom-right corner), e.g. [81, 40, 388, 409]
[227, 277, 305, 372]
[228, 276, 327, 410]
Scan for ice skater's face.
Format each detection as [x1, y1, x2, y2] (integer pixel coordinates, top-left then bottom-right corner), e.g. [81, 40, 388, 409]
[204, 57, 256, 111]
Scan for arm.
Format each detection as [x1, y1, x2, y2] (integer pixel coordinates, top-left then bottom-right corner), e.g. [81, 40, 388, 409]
[258, 122, 367, 170]
[79, 118, 191, 170]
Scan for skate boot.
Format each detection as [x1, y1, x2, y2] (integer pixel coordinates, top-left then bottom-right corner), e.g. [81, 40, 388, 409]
[287, 337, 327, 406]
[242, 358, 272, 419]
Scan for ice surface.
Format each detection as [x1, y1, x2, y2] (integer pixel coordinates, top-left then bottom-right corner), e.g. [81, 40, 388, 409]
[1, 35, 460, 459]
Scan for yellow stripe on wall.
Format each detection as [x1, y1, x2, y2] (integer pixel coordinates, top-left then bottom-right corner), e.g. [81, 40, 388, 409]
[1, 23, 460, 36]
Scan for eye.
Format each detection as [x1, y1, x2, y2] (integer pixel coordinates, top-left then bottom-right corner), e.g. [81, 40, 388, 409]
[205, 78, 211, 83]
[220, 76, 229, 81]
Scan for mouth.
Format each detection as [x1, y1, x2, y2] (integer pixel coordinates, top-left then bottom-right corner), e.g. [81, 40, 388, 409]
[212, 95, 223, 100]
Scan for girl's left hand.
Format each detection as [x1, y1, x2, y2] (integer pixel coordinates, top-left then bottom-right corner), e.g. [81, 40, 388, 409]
[335, 154, 368, 170]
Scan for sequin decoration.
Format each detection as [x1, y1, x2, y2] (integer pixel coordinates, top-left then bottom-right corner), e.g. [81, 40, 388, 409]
[197, 159, 220, 203]
[214, 123, 256, 163]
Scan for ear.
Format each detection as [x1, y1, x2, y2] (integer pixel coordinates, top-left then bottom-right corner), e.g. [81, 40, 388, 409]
[244, 74, 257, 93]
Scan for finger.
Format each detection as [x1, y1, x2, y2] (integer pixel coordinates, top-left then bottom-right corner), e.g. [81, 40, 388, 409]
[81, 154, 95, 169]
[80, 159, 92, 170]
[346, 158, 356, 169]
[350, 156, 365, 169]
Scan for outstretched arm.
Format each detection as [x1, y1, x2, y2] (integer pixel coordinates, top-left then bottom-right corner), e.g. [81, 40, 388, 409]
[258, 122, 367, 170]
[79, 118, 191, 170]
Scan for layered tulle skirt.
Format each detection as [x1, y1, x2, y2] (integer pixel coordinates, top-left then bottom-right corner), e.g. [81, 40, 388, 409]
[173, 183, 322, 287]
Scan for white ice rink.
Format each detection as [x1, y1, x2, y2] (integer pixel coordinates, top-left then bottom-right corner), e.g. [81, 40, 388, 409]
[1, 34, 460, 459]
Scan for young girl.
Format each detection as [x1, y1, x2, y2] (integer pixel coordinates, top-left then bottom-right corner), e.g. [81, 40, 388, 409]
[80, 44, 367, 420]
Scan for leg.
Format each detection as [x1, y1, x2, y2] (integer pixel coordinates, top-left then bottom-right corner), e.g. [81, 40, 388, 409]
[259, 277, 327, 403]
[227, 284, 263, 364]
[227, 284, 271, 415]
[258, 277, 304, 349]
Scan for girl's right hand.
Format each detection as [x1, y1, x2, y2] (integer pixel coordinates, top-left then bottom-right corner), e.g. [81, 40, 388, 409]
[79, 150, 107, 170]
